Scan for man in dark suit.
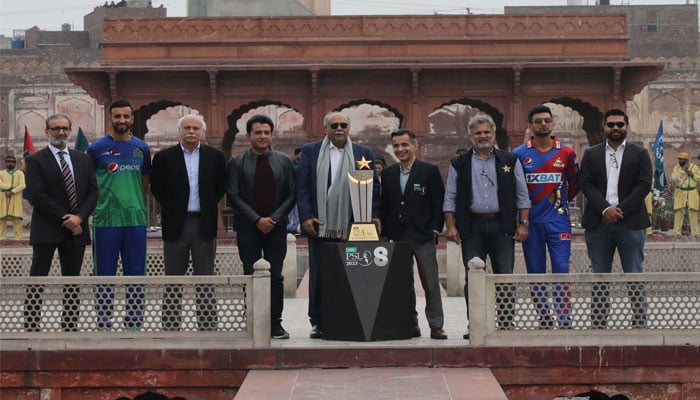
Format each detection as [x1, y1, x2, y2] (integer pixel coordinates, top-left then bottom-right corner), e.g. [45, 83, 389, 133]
[227, 114, 296, 339]
[150, 114, 226, 330]
[296, 111, 381, 338]
[580, 108, 652, 328]
[24, 113, 98, 331]
[381, 129, 447, 340]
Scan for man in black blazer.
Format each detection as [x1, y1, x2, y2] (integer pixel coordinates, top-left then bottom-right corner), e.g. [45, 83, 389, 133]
[381, 129, 447, 340]
[580, 108, 652, 328]
[150, 114, 226, 330]
[24, 113, 98, 331]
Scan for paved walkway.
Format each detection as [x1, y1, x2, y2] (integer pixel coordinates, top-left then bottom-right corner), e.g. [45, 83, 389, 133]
[236, 367, 507, 400]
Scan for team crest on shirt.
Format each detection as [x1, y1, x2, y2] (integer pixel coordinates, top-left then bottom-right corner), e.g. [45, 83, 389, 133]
[553, 157, 565, 169]
[133, 148, 144, 158]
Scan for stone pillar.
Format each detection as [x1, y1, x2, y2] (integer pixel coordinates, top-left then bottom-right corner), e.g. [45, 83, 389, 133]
[252, 258, 271, 348]
[446, 241, 465, 296]
[467, 257, 486, 346]
[283, 233, 297, 297]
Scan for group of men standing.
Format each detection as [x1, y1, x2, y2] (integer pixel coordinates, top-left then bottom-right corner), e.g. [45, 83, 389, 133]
[16, 100, 656, 339]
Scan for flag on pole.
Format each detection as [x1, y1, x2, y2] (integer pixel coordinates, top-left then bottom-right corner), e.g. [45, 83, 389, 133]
[652, 120, 667, 191]
[22, 126, 36, 200]
[75, 127, 89, 152]
[23, 126, 35, 158]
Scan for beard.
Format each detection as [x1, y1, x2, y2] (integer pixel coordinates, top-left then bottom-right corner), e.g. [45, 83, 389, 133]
[49, 136, 67, 148]
[606, 130, 627, 143]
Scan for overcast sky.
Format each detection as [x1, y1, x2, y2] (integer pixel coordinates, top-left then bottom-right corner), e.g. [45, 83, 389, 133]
[0, 0, 693, 36]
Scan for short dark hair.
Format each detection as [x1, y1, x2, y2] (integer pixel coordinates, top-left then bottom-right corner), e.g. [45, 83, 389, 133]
[246, 114, 274, 134]
[374, 155, 386, 166]
[109, 100, 132, 113]
[603, 109, 629, 125]
[5, 154, 16, 161]
[527, 104, 553, 123]
[390, 129, 417, 144]
[294, 147, 302, 155]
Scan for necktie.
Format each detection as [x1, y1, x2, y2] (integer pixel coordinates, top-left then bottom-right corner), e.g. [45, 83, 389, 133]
[59, 151, 78, 213]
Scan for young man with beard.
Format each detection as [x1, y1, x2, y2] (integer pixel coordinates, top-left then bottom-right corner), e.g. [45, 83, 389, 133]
[0, 154, 26, 240]
[87, 100, 151, 329]
[580, 108, 652, 328]
[513, 104, 580, 328]
[23, 113, 98, 331]
[444, 114, 530, 339]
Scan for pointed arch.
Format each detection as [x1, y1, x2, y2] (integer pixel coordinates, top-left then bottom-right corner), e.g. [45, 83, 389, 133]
[546, 97, 602, 145]
[430, 98, 508, 149]
[222, 99, 304, 159]
[333, 99, 404, 131]
[132, 100, 186, 140]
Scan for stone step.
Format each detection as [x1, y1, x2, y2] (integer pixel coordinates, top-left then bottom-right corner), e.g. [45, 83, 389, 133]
[235, 367, 507, 400]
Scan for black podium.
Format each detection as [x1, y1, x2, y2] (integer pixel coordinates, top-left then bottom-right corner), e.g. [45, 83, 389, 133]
[321, 241, 414, 341]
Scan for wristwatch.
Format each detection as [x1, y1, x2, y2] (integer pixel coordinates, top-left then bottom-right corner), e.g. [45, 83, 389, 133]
[519, 220, 529, 227]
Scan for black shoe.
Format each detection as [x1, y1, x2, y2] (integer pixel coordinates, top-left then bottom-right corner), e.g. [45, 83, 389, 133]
[272, 323, 290, 339]
[411, 326, 421, 338]
[309, 325, 322, 339]
[463, 332, 470, 340]
[430, 328, 447, 340]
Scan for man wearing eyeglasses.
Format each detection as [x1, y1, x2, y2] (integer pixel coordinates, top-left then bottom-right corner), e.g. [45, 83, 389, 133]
[296, 111, 381, 339]
[579, 108, 652, 328]
[23, 113, 98, 331]
[513, 104, 580, 329]
[444, 114, 530, 340]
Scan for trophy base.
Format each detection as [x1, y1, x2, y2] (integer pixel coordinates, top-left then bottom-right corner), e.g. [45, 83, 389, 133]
[347, 223, 379, 241]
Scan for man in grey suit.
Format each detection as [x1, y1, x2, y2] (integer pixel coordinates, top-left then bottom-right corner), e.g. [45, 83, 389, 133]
[150, 114, 226, 330]
[227, 114, 296, 339]
[580, 108, 652, 328]
[24, 113, 98, 331]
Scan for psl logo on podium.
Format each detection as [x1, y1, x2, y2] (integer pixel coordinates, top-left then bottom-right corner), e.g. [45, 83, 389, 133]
[344, 246, 388, 267]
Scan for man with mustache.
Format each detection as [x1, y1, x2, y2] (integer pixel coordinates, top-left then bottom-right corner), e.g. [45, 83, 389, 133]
[87, 100, 152, 330]
[671, 152, 700, 236]
[23, 113, 98, 331]
[151, 114, 226, 331]
[0, 154, 25, 240]
[296, 111, 381, 339]
[513, 104, 580, 329]
[580, 108, 652, 328]
[444, 114, 530, 340]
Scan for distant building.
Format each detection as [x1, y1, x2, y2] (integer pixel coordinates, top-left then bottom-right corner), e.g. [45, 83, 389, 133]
[84, 1, 167, 48]
[187, 0, 330, 17]
[505, 4, 698, 58]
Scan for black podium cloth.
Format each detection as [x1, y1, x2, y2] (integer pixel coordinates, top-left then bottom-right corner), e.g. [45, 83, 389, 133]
[321, 241, 413, 341]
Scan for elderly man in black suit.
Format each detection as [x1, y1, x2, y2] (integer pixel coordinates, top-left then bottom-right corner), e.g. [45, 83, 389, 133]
[579, 108, 652, 328]
[24, 113, 98, 331]
[150, 114, 226, 330]
[380, 129, 447, 340]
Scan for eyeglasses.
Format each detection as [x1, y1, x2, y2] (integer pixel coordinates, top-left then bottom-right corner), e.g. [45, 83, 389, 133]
[532, 118, 553, 124]
[481, 170, 495, 186]
[610, 153, 618, 169]
[48, 127, 71, 132]
[329, 122, 348, 129]
[606, 122, 625, 129]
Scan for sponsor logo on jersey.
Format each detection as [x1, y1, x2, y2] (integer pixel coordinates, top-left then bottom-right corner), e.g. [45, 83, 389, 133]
[526, 173, 563, 183]
[559, 232, 571, 240]
[553, 157, 565, 168]
[523, 156, 533, 167]
[107, 162, 140, 173]
[113, 149, 121, 157]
